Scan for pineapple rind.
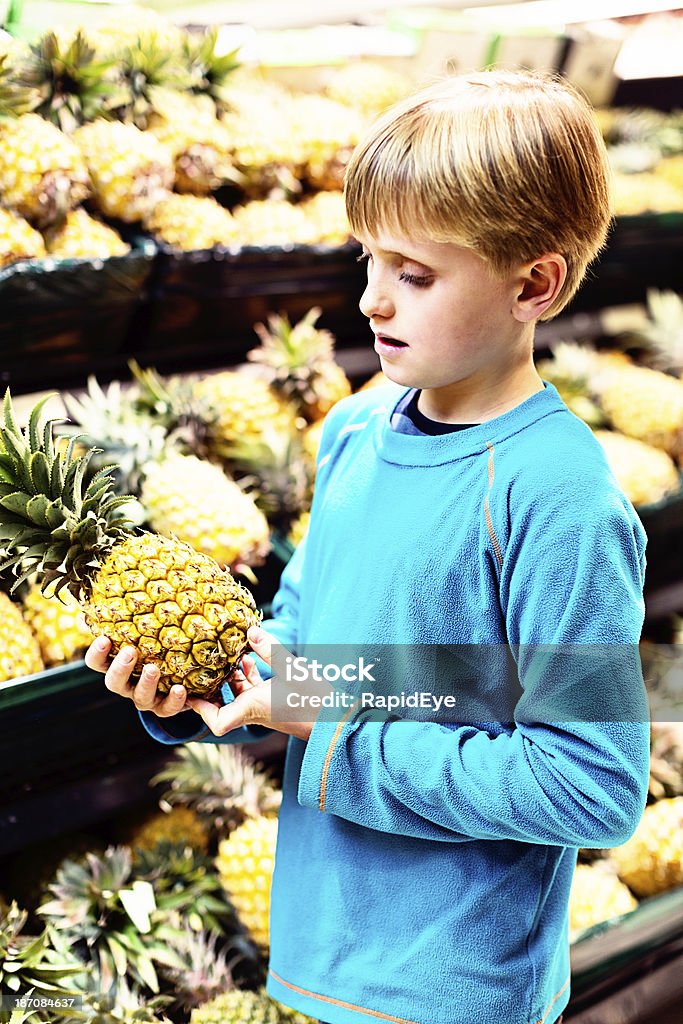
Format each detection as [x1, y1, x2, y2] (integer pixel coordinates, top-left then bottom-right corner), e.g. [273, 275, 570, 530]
[593, 429, 680, 507]
[610, 796, 683, 897]
[216, 816, 277, 950]
[0, 590, 44, 682]
[23, 580, 92, 666]
[140, 452, 270, 570]
[569, 862, 637, 942]
[85, 532, 261, 694]
[0, 206, 46, 266]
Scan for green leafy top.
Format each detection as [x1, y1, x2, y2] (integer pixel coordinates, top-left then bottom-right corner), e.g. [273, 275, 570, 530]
[0, 389, 133, 599]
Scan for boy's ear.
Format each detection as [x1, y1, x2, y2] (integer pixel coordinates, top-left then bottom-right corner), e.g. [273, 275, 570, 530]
[512, 254, 567, 323]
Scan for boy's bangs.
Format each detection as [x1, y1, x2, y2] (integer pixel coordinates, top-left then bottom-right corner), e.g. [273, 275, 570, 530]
[345, 133, 461, 244]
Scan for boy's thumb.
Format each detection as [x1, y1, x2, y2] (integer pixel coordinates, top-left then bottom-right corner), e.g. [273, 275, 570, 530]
[247, 625, 265, 645]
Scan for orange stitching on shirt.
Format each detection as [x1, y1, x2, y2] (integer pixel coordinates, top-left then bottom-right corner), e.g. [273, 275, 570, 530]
[484, 441, 504, 571]
[535, 976, 570, 1024]
[269, 969, 419, 1024]
[319, 702, 359, 811]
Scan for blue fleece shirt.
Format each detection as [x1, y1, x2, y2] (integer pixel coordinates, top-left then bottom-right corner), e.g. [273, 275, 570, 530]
[142, 382, 650, 1024]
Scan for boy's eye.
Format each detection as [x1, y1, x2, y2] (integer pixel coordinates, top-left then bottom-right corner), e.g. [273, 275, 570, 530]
[399, 271, 431, 288]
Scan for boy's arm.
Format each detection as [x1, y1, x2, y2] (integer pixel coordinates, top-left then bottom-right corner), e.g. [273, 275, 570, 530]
[297, 492, 650, 847]
[139, 538, 306, 746]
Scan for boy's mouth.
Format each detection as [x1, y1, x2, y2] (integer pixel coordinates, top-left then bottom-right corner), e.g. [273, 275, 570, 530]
[375, 334, 408, 350]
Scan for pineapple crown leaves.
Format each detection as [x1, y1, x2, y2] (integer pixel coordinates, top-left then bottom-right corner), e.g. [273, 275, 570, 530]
[63, 375, 169, 493]
[639, 289, 683, 372]
[249, 307, 336, 374]
[182, 28, 240, 104]
[15, 31, 123, 132]
[152, 743, 281, 834]
[0, 900, 84, 996]
[133, 843, 237, 935]
[38, 847, 183, 997]
[0, 53, 40, 117]
[157, 926, 237, 1011]
[113, 35, 194, 129]
[0, 390, 132, 598]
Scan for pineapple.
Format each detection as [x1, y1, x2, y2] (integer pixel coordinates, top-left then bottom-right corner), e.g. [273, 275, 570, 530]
[0, 391, 261, 698]
[216, 816, 278, 950]
[288, 94, 363, 192]
[22, 579, 92, 666]
[72, 120, 174, 223]
[649, 723, 683, 801]
[126, 805, 210, 855]
[139, 452, 271, 573]
[324, 61, 410, 119]
[230, 199, 314, 247]
[656, 154, 683, 193]
[610, 796, 683, 897]
[287, 510, 310, 548]
[593, 430, 680, 507]
[39, 846, 182, 995]
[190, 988, 315, 1024]
[182, 27, 240, 115]
[160, 927, 235, 1012]
[143, 194, 237, 251]
[535, 342, 605, 427]
[145, 90, 238, 196]
[569, 863, 637, 942]
[107, 34, 191, 131]
[0, 899, 84, 999]
[0, 114, 90, 227]
[592, 360, 683, 458]
[299, 190, 352, 246]
[0, 207, 46, 267]
[0, 590, 44, 683]
[249, 307, 351, 422]
[15, 31, 121, 134]
[636, 289, 683, 376]
[152, 742, 281, 836]
[43, 208, 130, 259]
[302, 419, 324, 464]
[193, 371, 297, 453]
[220, 94, 303, 200]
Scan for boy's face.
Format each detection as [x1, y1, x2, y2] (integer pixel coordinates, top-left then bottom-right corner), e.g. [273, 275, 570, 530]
[356, 229, 533, 412]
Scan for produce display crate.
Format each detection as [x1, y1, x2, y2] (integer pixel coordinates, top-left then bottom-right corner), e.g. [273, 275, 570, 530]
[567, 886, 683, 1021]
[125, 240, 369, 378]
[0, 237, 158, 395]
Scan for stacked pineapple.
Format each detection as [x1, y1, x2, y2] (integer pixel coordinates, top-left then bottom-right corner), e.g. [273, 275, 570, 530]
[599, 106, 683, 215]
[536, 314, 683, 509]
[0, 9, 399, 261]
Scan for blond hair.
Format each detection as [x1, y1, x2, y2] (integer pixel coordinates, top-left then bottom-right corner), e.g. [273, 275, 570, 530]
[344, 70, 612, 320]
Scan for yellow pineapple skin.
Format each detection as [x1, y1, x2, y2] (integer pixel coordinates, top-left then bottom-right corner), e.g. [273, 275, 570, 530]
[72, 121, 174, 223]
[611, 797, 683, 897]
[128, 805, 210, 854]
[84, 532, 261, 697]
[0, 208, 46, 267]
[216, 815, 277, 949]
[195, 372, 297, 449]
[0, 114, 90, 228]
[596, 363, 683, 457]
[23, 581, 92, 667]
[0, 592, 44, 683]
[569, 863, 637, 941]
[593, 429, 680, 507]
[140, 453, 270, 571]
[43, 208, 130, 259]
[144, 194, 237, 251]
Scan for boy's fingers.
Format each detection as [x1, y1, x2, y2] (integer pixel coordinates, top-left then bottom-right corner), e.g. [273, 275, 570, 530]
[190, 688, 269, 736]
[247, 625, 280, 667]
[84, 636, 112, 673]
[151, 684, 188, 718]
[103, 646, 139, 696]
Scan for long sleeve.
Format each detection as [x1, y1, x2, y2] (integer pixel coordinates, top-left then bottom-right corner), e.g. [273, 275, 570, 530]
[297, 464, 650, 848]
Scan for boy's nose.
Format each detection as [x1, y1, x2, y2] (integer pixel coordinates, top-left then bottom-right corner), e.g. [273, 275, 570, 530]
[359, 280, 394, 321]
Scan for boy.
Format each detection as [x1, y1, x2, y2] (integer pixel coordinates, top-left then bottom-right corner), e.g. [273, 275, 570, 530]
[86, 70, 650, 1024]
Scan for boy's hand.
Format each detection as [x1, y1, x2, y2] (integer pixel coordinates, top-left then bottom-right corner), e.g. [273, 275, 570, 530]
[188, 626, 314, 742]
[84, 636, 189, 717]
